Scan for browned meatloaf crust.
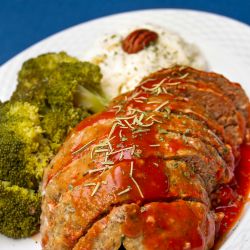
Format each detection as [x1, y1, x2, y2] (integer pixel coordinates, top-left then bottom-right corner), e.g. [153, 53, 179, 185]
[41, 66, 249, 250]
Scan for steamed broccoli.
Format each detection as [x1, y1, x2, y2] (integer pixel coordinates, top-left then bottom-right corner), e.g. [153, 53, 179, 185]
[0, 52, 107, 238]
[41, 106, 89, 151]
[0, 101, 52, 189]
[0, 181, 41, 238]
[11, 52, 107, 149]
[11, 52, 78, 109]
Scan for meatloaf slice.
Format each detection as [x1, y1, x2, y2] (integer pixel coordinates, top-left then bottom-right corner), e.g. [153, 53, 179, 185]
[73, 201, 215, 250]
[146, 65, 250, 127]
[157, 82, 245, 145]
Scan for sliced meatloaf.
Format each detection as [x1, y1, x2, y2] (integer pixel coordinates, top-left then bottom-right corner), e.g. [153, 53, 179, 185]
[41, 110, 233, 248]
[41, 66, 249, 250]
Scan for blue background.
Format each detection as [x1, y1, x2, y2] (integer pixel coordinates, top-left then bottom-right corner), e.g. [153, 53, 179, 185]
[0, 0, 249, 66]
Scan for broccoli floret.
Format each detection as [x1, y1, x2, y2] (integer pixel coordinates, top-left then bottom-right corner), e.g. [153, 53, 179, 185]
[0, 128, 35, 188]
[11, 52, 107, 113]
[46, 61, 107, 112]
[0, 100, 43, 147]
[41, 106, 89, 151]
[0, 101, 52, 189]
[11, 52, 78, 109]
[0, 181, 41, 238]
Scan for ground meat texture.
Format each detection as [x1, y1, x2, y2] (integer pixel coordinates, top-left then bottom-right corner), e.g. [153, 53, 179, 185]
[41, 66, 249, 250]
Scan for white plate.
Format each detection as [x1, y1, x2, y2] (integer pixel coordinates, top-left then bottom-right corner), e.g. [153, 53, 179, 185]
[0, 9, 250, 250]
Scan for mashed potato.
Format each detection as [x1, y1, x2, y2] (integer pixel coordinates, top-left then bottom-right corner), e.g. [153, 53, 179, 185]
[89, 24, 207, 99]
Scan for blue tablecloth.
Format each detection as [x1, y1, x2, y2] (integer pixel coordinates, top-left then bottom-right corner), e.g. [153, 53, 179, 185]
[0, 0, 249, 65]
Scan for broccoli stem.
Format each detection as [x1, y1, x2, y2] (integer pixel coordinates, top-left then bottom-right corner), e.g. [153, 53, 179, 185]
[74, 85, 108, 113]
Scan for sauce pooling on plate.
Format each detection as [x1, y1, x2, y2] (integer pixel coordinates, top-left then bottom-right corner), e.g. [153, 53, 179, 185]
[213, 144, 250, 248]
